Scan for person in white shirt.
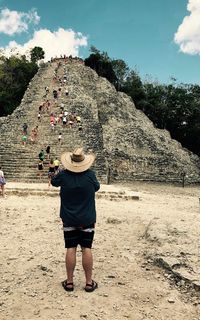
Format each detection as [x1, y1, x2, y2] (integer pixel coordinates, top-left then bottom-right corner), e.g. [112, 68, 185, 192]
[0, 167, 6, 197]
[62, 116, 67, 127]
[58, 133, 62, 144]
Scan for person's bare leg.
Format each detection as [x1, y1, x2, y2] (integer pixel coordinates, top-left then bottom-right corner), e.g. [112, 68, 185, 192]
[48, 178, 51, 187]
[82, 247, 93, 284]
[1, 185, 5, 197]
[65, 247, 77, 284]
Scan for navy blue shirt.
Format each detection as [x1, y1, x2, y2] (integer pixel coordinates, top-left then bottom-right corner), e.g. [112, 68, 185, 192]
[51, 169, 100, 227]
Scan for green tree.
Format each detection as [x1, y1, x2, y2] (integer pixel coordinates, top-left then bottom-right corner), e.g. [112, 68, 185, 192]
[85, 47, 200, 156]
[143, 83, 168, 128]
[121, 70, 146, 107]
[111, 59, 129, 90]
[90, 46, 101, 55]
[0, 55, 38, 116]
[143, 81, 200, 155]
[30, 46, 45, 63]
[85, 47, 117, 86]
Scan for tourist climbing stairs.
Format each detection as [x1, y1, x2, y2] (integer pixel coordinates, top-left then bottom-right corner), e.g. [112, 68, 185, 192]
[0, 60, 107, 183]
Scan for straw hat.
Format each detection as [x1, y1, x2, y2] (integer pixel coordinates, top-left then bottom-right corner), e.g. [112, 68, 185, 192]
[61, 147, 95, 173]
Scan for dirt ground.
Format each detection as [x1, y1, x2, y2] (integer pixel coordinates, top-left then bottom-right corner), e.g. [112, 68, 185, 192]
[0, 182, 200, 320]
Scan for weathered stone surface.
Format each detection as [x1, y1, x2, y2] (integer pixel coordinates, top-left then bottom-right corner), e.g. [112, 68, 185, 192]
[0, 59, 200, 183]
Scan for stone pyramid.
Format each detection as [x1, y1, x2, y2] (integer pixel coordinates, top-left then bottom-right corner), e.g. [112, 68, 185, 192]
[0, 59, 200, 183]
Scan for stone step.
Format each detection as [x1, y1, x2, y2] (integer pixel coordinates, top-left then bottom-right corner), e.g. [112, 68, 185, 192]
[5, 185, 139, 200]
[0, 58, 197, 181]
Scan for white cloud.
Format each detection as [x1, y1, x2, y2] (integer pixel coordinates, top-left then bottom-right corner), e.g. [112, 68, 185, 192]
[0, 8, 40, 35]
[174, 0, 200, 55]
[0, 28, 88, 61]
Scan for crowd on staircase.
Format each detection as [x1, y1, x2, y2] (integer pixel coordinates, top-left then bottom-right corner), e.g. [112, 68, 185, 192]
[19, 56, 84, 186]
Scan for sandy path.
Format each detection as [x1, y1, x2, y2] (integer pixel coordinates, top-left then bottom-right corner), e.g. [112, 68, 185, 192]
[0, 182, 199, 320]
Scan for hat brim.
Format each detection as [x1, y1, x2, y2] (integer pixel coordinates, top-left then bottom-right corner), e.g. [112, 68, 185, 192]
[61, 151, 95, 173]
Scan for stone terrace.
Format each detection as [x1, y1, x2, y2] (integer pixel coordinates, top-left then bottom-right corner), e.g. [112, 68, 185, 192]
[0, 59, 200, 183]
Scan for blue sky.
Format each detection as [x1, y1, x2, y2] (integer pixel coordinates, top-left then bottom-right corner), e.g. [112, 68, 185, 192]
[0, 0, 200, 84]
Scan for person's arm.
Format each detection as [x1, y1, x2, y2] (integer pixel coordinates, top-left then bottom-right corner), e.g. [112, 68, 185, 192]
[51, 170, 63, 187]
[91, 171, 100, 192]
[94, 178, 100, 192]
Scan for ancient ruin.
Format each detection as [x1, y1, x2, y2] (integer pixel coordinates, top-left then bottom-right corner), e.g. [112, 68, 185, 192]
[0, 59, 200, 183]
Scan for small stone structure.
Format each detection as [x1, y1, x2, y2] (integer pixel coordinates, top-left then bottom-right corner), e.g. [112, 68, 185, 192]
[0, 60, 200, 183]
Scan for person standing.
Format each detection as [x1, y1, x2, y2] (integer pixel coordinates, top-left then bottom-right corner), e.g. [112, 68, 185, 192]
[51, 148, 100, 292]
[76, 115, 81, 124]
[65, 87, 69, 96]
[22, 134, 27, 146]
[31, 126, 38, 143]
[46, 145, 51, 160]
[58, 133, 62, 145]
[48, 159, 55, 187]
[38, 149, 45, 162]
[0, 166, 6, 197]
[53, 157, 60, 173]
[38, 112, 41, 121]
[37, 160, 44, 180]
[45, 86, 49, 95]
[62, 115, 67, 127]
[22, 123, 28, 135]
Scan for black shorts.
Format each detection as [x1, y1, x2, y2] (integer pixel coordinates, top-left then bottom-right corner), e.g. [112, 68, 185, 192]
[63, 224, 95, 248]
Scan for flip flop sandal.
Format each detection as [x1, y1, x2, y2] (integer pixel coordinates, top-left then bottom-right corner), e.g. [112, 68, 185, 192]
[62, 280, 74, 292]
[84, 280, 98, 292]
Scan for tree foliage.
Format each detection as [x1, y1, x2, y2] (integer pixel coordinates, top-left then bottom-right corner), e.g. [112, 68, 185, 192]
[85, 46, 144, 98]
[30, 46, 45, 63]
[85, 48, 117, 86]
[111, 59, 129, 90]
[85, 47, 200, 156]
[141, 82, 200, 155]
[0, 55, 38, 116]
[121, 70, 146, 106]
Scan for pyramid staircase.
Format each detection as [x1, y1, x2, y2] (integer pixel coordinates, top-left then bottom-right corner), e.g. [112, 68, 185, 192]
[0, 59, 200, 184]
[0, 60, 107, 182]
